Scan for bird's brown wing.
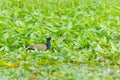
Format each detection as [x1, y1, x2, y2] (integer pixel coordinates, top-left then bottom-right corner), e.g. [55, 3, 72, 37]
[27, 44, 47, 51]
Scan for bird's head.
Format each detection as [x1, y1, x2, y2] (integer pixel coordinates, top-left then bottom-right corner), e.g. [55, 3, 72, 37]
[46, 36, 51, 41]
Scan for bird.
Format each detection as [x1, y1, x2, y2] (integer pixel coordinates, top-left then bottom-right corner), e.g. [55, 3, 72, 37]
[27, 36, 51, 51]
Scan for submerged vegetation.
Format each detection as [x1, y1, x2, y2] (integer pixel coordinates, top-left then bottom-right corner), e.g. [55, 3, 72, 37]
[0, 0, 120, 80]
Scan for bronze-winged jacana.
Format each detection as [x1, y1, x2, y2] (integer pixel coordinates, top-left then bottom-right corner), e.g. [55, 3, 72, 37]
[27, 36, 51, 51]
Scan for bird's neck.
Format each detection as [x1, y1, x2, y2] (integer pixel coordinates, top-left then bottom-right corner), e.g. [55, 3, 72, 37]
[46, 40, 51, 49]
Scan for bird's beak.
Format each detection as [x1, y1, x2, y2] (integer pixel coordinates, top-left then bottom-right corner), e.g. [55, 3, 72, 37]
[51, 38, 55, 42]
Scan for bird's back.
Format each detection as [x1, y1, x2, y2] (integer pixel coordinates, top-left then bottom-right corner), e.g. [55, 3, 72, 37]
[27, 44, 47, 51]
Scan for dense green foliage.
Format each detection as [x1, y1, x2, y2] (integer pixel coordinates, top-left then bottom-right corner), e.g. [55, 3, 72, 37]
[0, 0, 120, 80]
